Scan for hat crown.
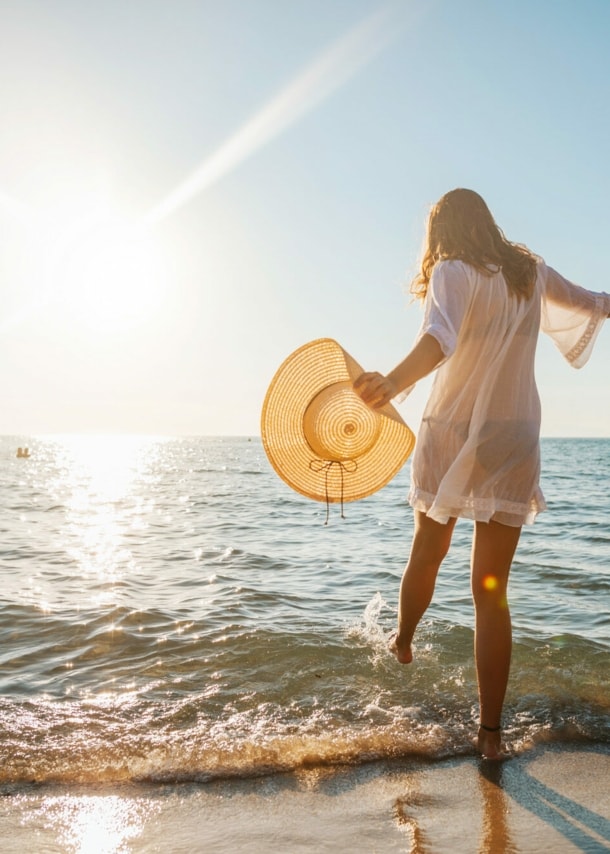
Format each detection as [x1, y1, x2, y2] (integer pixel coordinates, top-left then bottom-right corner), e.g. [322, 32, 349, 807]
[303, 381, 380, 462]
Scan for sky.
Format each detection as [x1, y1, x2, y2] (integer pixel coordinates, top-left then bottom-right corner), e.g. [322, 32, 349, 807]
[0, 0, 609, 437]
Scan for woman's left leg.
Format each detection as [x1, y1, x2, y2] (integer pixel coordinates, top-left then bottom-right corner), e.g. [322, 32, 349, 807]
[392, 511, 457, 663]
[471, 520, 522, 758]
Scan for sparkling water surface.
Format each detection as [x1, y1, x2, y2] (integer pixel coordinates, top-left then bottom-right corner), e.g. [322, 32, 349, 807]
[0, 435, 608, 785]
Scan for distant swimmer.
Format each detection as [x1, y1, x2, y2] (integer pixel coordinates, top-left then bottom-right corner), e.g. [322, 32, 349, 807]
[16, 447, 31, 458]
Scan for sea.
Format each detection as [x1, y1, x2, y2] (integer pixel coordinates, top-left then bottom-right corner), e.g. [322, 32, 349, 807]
[0, 434, 608, 790]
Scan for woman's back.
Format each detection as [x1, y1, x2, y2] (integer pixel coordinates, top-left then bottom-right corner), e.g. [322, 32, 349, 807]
[411, 258, 544, 526]
[422, 259, 541, 426]
[410, 255, 609, 526]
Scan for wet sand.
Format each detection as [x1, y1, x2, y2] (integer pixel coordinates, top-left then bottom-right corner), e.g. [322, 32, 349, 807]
[1, 744, 608, 853]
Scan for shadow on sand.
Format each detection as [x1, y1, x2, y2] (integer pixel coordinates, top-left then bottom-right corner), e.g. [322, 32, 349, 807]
[478, 746, 610, 854]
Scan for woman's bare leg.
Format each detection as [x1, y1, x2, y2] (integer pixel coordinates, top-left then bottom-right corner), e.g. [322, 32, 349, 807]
[471, 520, 521, 759]
[391, 511, 456, 663]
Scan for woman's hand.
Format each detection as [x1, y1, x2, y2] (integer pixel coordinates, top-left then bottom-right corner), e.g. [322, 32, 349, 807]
[354, 336, 444, 410]
[353, 372, 398, 409]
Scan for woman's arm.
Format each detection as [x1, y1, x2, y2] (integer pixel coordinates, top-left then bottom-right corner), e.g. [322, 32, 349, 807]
[353, 333, 444, 409]
[541, 265, 610, 368]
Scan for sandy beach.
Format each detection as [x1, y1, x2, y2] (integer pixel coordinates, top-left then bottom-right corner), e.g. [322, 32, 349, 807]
[0, 743, 607, 853]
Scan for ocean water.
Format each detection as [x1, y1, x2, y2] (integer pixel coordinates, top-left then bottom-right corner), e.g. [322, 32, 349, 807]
[0, 434, 608, 787]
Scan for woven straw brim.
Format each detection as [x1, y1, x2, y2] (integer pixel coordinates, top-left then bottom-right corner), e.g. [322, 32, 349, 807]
[261, 338, 415, 503]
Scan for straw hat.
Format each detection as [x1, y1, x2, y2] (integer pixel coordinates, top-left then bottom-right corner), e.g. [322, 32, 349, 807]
[261, 338, 415, 511]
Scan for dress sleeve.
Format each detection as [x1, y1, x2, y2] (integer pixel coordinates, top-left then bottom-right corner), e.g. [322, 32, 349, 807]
[396, 261, 471, 402]
[419, 260, 472, 358]
[540, 263, 610, 368]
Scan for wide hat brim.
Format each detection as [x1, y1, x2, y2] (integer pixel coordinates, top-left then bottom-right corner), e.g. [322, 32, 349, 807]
[261, 338, 415, 504]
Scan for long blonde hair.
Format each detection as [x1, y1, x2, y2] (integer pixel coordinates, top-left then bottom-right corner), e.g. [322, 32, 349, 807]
[411, 189, 538, 301]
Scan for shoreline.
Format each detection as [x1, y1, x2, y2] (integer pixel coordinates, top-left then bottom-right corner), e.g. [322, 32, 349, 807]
[1, 743, 608, 853]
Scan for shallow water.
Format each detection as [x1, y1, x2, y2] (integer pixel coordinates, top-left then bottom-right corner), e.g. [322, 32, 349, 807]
[0, 435, 608, 786]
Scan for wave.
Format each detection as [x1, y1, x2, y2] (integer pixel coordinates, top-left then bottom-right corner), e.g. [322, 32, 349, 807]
[0, 693, 607, 786]
[0, 621, 608, 785]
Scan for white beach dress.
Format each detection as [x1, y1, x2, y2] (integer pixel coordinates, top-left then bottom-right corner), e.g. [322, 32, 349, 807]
[408, 259, 610, 527]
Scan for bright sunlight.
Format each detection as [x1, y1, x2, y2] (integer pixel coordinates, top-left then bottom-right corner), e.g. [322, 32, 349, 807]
[47, 212, 165, 333]
[2, 187, 167, 337]
[36, 193, 167, 334]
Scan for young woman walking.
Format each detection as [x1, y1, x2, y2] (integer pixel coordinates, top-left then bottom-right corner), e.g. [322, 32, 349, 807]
[354, 188, 610, 759]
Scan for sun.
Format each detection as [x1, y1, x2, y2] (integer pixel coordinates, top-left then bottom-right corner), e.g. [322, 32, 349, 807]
[2, 177, 169, 337]
[46, 210, 166, 334]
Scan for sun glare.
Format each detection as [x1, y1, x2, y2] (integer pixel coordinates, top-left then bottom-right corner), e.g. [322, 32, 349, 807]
[38, 794, 154, 853]
[144, 3, 405, 224]
[0, 183, 167, 337]
[45, 210, 166, 334]
[1, 4, 409, 339]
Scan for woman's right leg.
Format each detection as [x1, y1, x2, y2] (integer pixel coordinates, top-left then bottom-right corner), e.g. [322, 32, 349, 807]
[392, 511, 456, 663]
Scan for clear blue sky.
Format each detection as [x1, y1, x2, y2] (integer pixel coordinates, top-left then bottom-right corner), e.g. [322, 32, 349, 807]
[1, 0, 608, 436]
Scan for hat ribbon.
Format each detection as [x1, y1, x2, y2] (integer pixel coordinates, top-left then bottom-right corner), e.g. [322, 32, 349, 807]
[308, 458, 358, 524]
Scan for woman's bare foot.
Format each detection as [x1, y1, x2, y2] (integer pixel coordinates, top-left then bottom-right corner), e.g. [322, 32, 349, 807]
[389, 632, 413, 664]
[476, 726, 510, 761]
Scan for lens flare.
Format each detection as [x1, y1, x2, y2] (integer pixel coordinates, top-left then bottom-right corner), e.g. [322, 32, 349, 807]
[143, 3, 407, 225]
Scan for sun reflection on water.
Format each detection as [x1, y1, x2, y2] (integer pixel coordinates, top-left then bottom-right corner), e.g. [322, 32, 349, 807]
[37, 435, 166, 611]
[54, 434, 159, 503]
[36, 793, 156, 854]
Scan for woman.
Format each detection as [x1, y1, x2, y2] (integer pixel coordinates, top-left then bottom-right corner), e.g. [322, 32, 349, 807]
[354, 188, 610, 759]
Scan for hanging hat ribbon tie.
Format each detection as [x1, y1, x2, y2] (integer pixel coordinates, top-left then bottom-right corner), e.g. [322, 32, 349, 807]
[309, 458, 358, 524]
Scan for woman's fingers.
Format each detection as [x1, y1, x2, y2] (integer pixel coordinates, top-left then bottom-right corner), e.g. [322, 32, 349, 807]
[353, 372, 394, 408]
[352, 372, 381, 402]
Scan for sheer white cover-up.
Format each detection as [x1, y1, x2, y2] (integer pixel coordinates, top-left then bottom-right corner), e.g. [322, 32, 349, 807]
[406, 259, 610, 527]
